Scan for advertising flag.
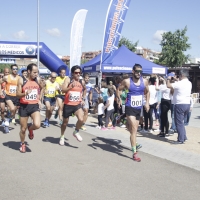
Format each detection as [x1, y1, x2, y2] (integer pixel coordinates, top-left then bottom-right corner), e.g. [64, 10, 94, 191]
[70, 9, 88, 70]
[100, 0, 131, 64]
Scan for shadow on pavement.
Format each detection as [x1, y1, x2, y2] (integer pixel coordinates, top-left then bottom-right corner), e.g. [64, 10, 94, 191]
[42, 137, 78, 149]
[0, 126, 15, 134]
[88, 137, 132, 160]
[2, 141, 31, 152]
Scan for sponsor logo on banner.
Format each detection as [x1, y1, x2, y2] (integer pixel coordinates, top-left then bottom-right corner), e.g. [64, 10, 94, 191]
[152, 67, 166, 74]
[101, 0, 131, 63]
[104, 66, 132, 71]
[84, 67, 92, 71]
[0, 44, 36, 56]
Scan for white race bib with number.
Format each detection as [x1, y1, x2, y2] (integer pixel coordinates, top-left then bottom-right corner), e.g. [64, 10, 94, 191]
[9, 85, 17, 94]
[25, 89, 38, 101]
[48, 87, 55, 95]
[131, 95, 142, 108]
[69, 91, 80, 102]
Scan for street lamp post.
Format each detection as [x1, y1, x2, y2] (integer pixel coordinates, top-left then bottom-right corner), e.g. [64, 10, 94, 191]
[37, 0, 40, 72]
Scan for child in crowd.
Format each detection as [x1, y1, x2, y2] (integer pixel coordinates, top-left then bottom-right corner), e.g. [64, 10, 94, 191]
[96, 97, 104, 129]
[101, 88, 115, 130]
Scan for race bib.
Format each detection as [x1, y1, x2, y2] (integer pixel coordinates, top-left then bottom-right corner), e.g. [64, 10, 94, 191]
[69, 91, 80, 102]
[25, 89, 38, 101]
[48, 87, 55, 95]
[9, 85, 17, 94]
[131, 95, 142, 108]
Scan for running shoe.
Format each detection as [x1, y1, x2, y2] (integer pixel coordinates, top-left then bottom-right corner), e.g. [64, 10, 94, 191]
[59, 136, 65, 146]
[54, 110, 58, 119]
[19, 143, 26, 153]
[46, 120, 50, 127]
[136, 143, 142, 151]
[12, 118, 16, 125]
[108, 126, 115, 130]
[73, 130, 83, 142]
[28, 125, 34, 140]
[43, 119, 48, 128]
[148, 129, 153, 133]
[96, 125, 101, 129]
[120, 124, 126, 128]
[101, 127, 108, 131]
[173, 141, 184, 144]
[133, 153, 141, 162]
[80, 126, 86, 131]
[59, 120, 63, 125]
[4, 126, 10, 134]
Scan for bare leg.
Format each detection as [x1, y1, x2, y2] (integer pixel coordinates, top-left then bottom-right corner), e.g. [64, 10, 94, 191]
[6, 100, 17, 118]
[61, 117, 69, 136]
[45, 101, 51, 120]
[29, 111, 41, 130]
[57, 98, 64, 121]
[83, 108, 88, 124]
[75, 108, 84, 130]
[0, 102, 5, 121]
[19, 116, 29, 143]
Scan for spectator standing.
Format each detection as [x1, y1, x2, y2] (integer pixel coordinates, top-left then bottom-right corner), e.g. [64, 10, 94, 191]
[101, 88, 115, 130]
[96, 97, 104, 129]
[167, 69, 192, 144]
[157, 76, 171, 137]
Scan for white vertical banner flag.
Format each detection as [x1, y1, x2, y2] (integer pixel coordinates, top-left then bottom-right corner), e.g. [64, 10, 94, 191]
[70, 9, 88, 71]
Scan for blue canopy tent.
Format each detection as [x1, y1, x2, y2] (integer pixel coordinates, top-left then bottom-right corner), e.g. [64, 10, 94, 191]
[82, 45, 167, 75]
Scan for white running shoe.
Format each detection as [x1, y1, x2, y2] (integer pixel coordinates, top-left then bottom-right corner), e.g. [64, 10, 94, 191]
[148, 129, 153, 133]
[59, 136, 65, 146]
[73, 131, 83, 142]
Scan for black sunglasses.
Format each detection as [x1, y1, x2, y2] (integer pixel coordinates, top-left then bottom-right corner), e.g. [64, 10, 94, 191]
[12, 68, 18, 70]
[74, 72, 81, 75]
[134, 70, 143, 73]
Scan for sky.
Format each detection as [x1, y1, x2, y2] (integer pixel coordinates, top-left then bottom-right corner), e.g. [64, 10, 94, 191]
[0, 0, 199, 58]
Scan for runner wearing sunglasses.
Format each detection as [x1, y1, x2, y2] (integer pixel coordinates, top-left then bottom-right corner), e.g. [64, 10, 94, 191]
[43, 72, 59, 127]
[0, 64, 20, 126]
[16, 63, 44, 153]
[59, 65, 86, 145]
[116, 64, 150, 162]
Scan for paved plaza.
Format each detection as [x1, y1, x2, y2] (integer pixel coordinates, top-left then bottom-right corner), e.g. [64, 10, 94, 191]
[0, 105, 200, 199]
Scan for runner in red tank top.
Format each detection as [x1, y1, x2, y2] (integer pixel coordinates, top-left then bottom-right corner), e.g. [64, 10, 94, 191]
[0, 68, 10, 126]
[16, 63, 44, 153]
[59, 65, 86, 145]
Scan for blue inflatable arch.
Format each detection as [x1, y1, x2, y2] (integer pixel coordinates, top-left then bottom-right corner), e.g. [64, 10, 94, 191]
[0, 41, 69, 75]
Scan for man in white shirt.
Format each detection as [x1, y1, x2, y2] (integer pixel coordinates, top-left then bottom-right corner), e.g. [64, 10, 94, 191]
[167, 69, 192, 144]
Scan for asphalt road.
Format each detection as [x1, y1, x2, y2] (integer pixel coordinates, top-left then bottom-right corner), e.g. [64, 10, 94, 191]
[0, 118, 200, 200]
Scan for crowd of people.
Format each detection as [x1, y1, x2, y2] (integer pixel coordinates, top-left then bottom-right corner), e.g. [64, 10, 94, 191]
[0, 63, 193, 162]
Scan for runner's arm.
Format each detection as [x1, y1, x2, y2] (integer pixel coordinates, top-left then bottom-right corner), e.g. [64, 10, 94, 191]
[81, 80, 87, 99]
[61, 77, 72, 93]
[144, 79, 150, 112]
[16, 77, 26, 98]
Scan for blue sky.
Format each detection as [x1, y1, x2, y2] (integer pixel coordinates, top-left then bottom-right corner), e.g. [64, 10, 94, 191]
[0, 0, 199, 58]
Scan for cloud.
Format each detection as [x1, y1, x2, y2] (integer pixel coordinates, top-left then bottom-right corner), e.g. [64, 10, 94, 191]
[13, 30, 28, 40]
[153, 30, 167, 44]
[46, 28, 61, 37]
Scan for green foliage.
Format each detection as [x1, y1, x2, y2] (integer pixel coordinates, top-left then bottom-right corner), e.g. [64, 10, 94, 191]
[81, 59, 89, 65]
[118, 36, 138, 52]
[158, 26, 191, 68]
[0, 64, 11, 73]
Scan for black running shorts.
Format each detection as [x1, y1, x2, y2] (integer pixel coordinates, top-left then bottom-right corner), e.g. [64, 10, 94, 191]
[63, 104, 82, 119]
[0, 97, 5, 103]
[5, 95, 20, 106]
[125, 106, 141, 121]
[19, 104, 40, 117]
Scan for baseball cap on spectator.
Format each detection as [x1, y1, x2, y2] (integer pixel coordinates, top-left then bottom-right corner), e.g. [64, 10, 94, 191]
[167, 72, 175, 77]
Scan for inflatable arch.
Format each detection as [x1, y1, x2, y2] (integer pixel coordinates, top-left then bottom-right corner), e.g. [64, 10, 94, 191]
[0, 41, 69, 75]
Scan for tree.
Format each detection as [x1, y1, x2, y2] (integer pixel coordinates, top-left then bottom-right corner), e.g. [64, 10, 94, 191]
[118, 36, 138, 52]
[158, 26, 191, 68]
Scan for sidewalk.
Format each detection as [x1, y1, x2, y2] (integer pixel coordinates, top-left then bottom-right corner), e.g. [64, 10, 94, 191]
[42, 104, 200, 171]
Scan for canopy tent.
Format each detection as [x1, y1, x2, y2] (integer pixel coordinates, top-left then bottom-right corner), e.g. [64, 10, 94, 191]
[81, 45, 167, 75]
